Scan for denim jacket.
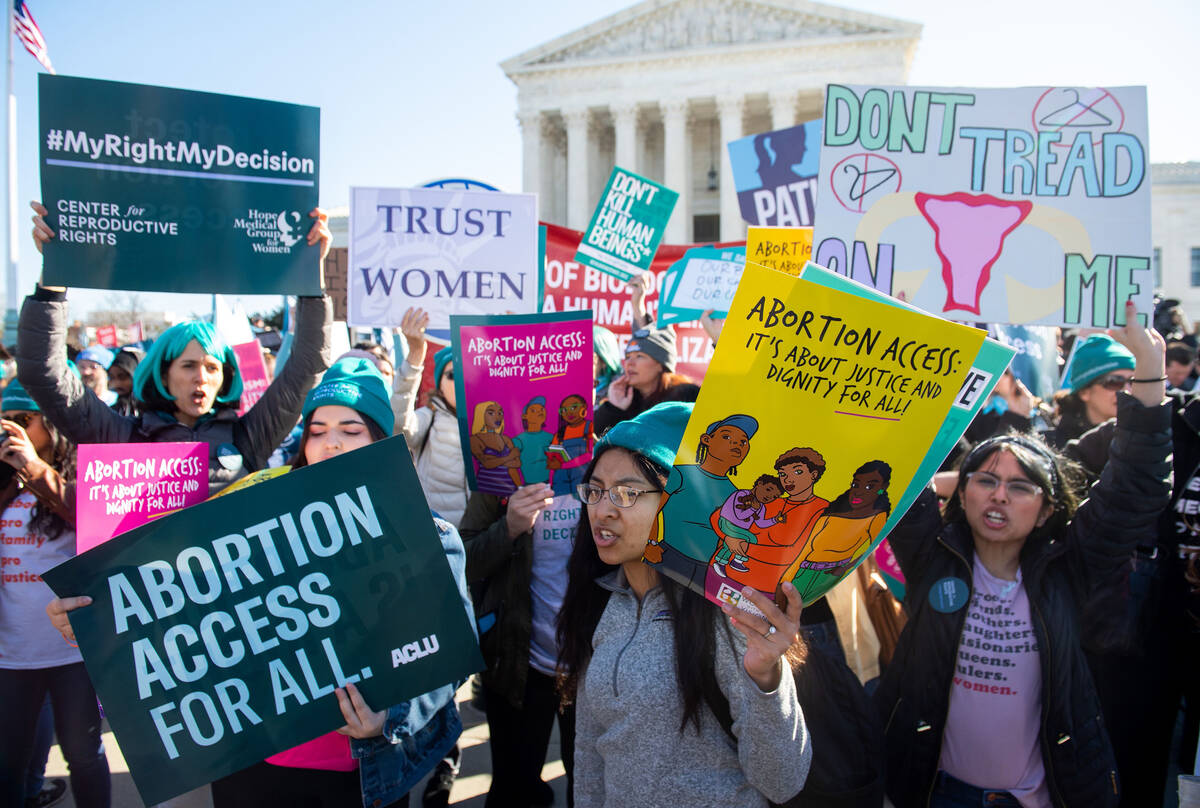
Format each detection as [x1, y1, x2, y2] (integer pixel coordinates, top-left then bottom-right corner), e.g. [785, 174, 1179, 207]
[351, 514, 476, 808]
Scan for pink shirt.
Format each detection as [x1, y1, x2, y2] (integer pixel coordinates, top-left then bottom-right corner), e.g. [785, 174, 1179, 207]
[939, 557, 1051, 808]
[266, 731, 357, 772]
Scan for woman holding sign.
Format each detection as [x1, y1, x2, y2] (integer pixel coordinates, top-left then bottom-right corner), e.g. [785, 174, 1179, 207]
[0, 379, 111, 808]
[50, 358, 472, 808]
[558, 402, 812, 807]
[875, 302, 1169, 808]
[17, 202, 332, 495]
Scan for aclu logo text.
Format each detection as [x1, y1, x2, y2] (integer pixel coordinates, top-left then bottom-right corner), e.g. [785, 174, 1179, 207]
[391, 634, 440, 666]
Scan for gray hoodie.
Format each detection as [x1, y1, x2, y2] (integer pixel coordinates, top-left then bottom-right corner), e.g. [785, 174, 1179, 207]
[574, 569, 812, 807]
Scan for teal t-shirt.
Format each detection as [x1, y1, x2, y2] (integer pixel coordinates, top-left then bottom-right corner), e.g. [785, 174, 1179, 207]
[661, 464, 737, 561]
[514, 430, 554, 484]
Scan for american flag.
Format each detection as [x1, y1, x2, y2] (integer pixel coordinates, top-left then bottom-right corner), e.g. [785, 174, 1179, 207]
[12, 1, 53, 74]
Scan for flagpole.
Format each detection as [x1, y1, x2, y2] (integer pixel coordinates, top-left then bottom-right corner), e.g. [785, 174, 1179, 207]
[3, 5, 17, 347]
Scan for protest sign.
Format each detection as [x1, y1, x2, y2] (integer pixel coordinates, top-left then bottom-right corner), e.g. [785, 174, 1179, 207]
[814, 84, 1151, 328]
[233, 340, 270, 415]
[746, 226, 813, 276]
[543, 223, 724, 380]
[38, 74, 320, 295]
[75, 442, 208, 553]
[728, 120, 821, 227]
[658, 246, 746, 323]
[647, 261, 988, 610]
[451, 312, 594, 497]
[347, 186, 539, 331]
[990, 324, 1061, 399]
[575, 166, 678, 282]
[43, 436, 482, 804]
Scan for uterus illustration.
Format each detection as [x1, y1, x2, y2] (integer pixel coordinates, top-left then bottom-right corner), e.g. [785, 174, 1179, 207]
[855, 191, 1091, 320]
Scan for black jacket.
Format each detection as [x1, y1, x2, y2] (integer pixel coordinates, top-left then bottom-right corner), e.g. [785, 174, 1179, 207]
[16, 287, 331, 495]
[458, 492, 537, 709]
[874, 395, 1171, 808]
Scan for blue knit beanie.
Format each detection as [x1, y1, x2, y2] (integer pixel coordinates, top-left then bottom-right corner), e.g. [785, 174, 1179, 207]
[77, 345, 115, 369]
[302, 357, 394, 434]
[1066, 334, 1135, 391]
[433, 346, 453, 386]
[2, 379, 38, 412]
[596, 402, 693, 473]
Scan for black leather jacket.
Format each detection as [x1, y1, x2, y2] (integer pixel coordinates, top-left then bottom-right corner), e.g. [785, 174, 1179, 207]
[874, 395, 1171, 807]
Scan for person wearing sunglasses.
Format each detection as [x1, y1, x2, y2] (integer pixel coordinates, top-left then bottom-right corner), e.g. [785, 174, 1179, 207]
[1045, 334, 1137, 449]
[558, 402, 811, 807]
[875, 303, 1170, 808]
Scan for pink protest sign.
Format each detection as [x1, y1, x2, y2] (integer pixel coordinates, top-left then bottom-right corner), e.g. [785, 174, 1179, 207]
[451, 311, 594, 497]
[75, 442, 208, 552]
[234, 340, 270, 415]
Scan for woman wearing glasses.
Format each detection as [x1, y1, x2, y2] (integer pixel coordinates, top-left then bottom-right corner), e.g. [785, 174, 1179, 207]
[558, 402, 811, 807]
[1046, 334, 1137, 449]
[875, 302, 1170, 808]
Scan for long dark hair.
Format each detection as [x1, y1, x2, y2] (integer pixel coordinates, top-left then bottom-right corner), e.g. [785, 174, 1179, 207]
[290, 411, 388, 469]
[554, 394, 589, 442]
[556, 444, 735, 734]
[944, 433, 1084, 549]
[825, 460, 893, 516]
[28, 417, 75, 541]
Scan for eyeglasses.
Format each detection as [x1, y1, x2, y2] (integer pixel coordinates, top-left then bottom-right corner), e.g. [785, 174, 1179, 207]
[575, 483, 660, 508]
[1094, 374, 1134, 392]
[965, 471, 1044, 502]
[561, 402, 586, 413]
[2, 412, 37, 429]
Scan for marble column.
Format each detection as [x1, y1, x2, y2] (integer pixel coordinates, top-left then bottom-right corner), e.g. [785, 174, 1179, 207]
[717, 95, 746, 241]
[768, 90, 797, 130]
[661, 98, 690, 244]
[517, 109, 542, 199]
[563, 107, 591, 230]
[612, 102, 639, 173]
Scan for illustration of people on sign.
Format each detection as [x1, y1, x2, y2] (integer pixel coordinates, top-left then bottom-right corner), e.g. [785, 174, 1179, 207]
[547, 394, 594, 496]
[513, 396, 553, 484]
[786, 460, 892, 602]
[710, 474, 786, 578]
[644, 414, 758, 589]
[469, 400, 522, 496]
[708, 447, 828, 605]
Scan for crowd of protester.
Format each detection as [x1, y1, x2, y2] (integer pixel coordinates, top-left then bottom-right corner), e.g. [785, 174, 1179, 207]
[0, 201, 1197, 808]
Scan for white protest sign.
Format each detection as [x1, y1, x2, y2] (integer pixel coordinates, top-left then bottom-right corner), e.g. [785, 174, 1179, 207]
[347, 186, 539, 330]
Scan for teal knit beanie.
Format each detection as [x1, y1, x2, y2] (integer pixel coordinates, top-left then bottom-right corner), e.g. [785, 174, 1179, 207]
[433, 346, 453, 386]
[1066, 334, 1135, 391]
[596, 402, 693, 474]
[2, 378, 38, 412]
[302, 358, 394, 434]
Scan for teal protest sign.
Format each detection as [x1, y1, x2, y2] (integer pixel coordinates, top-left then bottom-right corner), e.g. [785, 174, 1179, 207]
[575, 166, 678, 282]
[42, 437, 481, 805]
[38, 74, 321, 294]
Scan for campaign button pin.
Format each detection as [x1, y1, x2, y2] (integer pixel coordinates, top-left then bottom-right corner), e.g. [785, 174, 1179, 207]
[929, 576, 969, 613]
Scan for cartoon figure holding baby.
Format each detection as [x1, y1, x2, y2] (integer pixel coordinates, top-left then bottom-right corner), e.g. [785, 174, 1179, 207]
[709, 446, 829, 603]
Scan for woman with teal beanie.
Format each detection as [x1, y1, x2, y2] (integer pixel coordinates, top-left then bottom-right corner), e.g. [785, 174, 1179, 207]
[16, 204, 332, 494]
[1046, 334, 1138, 448]
[558, 402, 812, 807]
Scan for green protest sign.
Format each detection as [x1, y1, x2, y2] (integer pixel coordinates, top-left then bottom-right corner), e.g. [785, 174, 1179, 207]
[575, 165, 678, 282]
[42, 436, 481, 805]
[38, 74, 321, 294]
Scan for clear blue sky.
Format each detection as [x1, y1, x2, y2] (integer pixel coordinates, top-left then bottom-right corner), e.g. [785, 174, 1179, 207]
[5, 0, 1197, 320]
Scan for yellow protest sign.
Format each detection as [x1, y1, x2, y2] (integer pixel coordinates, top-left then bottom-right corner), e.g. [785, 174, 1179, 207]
[745, 226, 813, 276]
[648, 262, 985, 609]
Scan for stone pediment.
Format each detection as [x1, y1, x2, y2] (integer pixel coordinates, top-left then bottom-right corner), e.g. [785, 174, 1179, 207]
[502, 0, 920, 72]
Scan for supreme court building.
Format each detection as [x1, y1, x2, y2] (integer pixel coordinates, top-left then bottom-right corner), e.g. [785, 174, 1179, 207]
[501, 0, 921, 243]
